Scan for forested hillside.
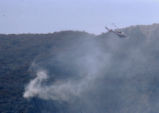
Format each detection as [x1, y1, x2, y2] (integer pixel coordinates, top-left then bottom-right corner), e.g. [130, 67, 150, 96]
[1, 24, 159, 113]
[0, 31, 94, 113]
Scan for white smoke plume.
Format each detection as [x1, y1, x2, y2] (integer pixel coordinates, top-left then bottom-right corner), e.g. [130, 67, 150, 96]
[24, 70, 48, 99]
[24, 38, 111, 102]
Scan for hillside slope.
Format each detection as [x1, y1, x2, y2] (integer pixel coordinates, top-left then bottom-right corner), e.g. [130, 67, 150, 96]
[1, 24, 159, 113]
[0, 31, 94, 113]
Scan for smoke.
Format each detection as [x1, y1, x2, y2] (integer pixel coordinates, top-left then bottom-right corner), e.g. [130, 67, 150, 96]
[24, 37, 111, 101]
[24, 32, 159, 113]
[24, 70, 48, 99]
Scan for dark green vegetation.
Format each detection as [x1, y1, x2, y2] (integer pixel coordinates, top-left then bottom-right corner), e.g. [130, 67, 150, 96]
[0, 31, 94, 113]
[1, 23, 159, 113]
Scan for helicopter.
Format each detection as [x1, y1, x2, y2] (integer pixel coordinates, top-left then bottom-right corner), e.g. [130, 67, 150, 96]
[105, 26, 127, 38]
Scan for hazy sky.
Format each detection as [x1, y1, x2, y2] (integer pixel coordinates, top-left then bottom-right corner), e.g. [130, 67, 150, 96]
[0, 0, 159, 34]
